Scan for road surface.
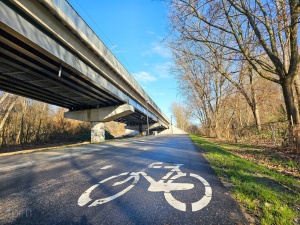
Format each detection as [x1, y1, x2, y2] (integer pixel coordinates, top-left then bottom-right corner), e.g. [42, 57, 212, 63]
[0, 135, 247, 224]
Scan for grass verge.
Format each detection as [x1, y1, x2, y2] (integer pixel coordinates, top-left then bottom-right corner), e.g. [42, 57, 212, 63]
[209, 140, 300, 181]
[190, 134, 300, 225]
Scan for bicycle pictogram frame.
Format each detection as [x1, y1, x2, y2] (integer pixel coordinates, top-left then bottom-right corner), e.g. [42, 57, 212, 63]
[78, 162, 212, 212]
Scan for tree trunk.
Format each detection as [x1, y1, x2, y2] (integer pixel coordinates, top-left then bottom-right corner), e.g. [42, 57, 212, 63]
[295, 75, 300, 94]
[249, 92, 262, 132]
[0, 93, 9, 105]
[0, 97, 18, 132]
[239, 110, 243, 127]
[16, 98, 27, 145]
[251, 104, 262, 132]
[215, 120, 220, 139]
[208, 126, 213, 137]
[1, 129, 5, 147]
[282, 76, 300, 124]
[249, 69, 262, 131]
[35, 103, 46, 142]
[294, 75, 300, 109]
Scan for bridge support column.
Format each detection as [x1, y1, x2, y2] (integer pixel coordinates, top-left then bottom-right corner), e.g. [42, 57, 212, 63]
[138, 124, 143, 135]
[64, 104, 134, 143]
[91, 122, 105, 143]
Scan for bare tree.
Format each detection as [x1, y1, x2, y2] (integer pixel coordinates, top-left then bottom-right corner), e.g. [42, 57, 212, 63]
[171, 44, 231, 137]
[16, 97, 27, 145]
[35, 103, 47, 142]
[170, 32, 263, 132]
[167, 0, 300, 124]
[170, 102, 192, 131]
[0, 96, 19, 133]
[0, 92, 91, 149]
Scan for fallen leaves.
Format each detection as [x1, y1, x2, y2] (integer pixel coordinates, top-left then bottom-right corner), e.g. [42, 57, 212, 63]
[210, 138, 300, 182]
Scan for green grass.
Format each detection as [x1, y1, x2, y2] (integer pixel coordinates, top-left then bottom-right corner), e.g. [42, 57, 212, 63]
[286, 160, 298, 169]
[215, 139, 300, 173]
[190, 134, 300, 225]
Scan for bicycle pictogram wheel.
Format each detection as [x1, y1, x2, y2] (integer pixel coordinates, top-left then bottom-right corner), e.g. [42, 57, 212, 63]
[164, 173, 212, 212]
[78, 172, 139, 207]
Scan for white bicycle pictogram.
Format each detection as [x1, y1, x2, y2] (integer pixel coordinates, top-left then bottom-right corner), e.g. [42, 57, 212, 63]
[78, 162, 212, 212]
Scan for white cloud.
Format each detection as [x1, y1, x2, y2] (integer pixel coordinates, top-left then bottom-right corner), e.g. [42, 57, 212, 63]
[142, 42, 171, 59]
[146, 30, 155, 35]
[153, 62, 172, 79]
[152, 43, 171, 58]
[152, 92, 165, 96]
[132, 71, 157, 83]
[146, 31, 163, 40]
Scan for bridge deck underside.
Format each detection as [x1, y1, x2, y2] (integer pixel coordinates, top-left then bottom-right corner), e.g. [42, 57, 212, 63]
[0, 28, 155, 126]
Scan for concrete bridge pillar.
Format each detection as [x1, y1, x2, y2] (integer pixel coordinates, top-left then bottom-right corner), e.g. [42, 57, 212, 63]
[91, 122, 105, 143]
[138, 124, 143, 135]
[64, 104, 134, 143]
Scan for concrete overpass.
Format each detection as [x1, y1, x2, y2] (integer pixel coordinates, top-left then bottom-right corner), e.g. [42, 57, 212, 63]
[0, 0, 170, 142]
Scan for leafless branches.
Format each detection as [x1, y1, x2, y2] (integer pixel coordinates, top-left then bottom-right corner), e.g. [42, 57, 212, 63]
[167, 0, 300, 126]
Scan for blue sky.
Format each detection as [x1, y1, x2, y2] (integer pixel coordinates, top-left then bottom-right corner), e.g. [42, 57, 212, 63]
[67, 0, 181, 119]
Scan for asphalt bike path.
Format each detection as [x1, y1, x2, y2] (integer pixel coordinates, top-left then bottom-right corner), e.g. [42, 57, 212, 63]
[0, 135, 247, 224]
